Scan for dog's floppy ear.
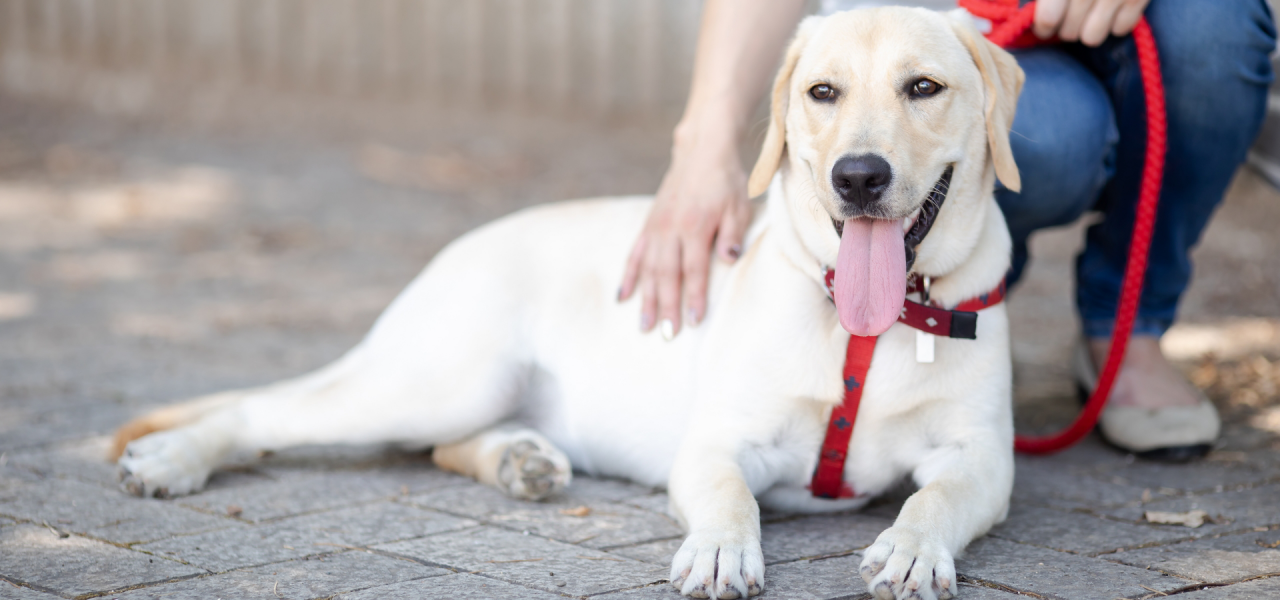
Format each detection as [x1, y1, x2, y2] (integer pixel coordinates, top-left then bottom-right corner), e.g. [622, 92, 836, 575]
[949, 17, 1024, 193]
[747, 18, 819, 198]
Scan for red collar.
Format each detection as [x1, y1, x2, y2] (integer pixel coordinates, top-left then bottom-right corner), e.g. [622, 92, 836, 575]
[809, 270, 1006, 499]
[821, 270, 1007, 339]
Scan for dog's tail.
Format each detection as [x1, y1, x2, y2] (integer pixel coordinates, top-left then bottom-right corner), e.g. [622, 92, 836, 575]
[108, 349, 366, 461]
[109, 392, 241, 461]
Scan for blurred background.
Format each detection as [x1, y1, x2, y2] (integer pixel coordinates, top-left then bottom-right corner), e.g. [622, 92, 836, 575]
[0, 0, 1277, 449]
[4, 0, 1280, 167]
[0, 0, 707, 127]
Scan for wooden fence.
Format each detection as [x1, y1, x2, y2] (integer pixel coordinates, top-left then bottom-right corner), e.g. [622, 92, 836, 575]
[1, 0, 1277, 181]
[0, 0, 709, 123]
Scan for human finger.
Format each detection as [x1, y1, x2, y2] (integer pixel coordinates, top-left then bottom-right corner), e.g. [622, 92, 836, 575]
[681, 231, 712, 328]
[638, 232, 672, 332]
[654, 236, 684, 339]
[1111, 0, 1148, 37]
[1080, 0, 1123, 46]
[1057, 0, 1099, 42]
[1033, 0, 1070, 39]
[640, 274, 658, 333]
[715, 196, 750, 264]
[619, 234, 648, 301]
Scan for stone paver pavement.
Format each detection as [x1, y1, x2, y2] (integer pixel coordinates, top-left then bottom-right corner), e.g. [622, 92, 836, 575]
[2, 99, 1279, 599]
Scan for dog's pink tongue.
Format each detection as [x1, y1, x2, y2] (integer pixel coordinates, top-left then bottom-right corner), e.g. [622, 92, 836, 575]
[835, 218, 907, 336]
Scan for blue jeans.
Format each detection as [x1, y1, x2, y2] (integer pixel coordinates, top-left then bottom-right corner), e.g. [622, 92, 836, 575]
[996, 0, 1276, 338]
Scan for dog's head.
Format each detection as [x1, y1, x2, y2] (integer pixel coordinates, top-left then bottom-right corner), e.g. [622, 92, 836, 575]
[749, 8, 1022, 336]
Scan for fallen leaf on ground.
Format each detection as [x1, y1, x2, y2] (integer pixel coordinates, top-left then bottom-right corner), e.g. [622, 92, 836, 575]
[1206, 450, 1247, 462]
[559, 506, 591, 517]
[1145, 509, 1209, 528]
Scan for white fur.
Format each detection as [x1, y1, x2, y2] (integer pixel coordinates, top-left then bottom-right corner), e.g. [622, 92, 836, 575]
[117, 9, 1018, 600]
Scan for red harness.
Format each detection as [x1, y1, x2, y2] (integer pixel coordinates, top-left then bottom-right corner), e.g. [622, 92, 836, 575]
[808, 0, 1168, 498]
[809, 271, 1007, 499]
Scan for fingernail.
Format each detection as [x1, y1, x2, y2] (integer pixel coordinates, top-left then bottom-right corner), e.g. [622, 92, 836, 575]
[686, 307, 700, 327]
[641, 313, 653, 331]
[727, 244, 742, 260]
[660, 319, 675, 341]
[616, 287, 623, 302]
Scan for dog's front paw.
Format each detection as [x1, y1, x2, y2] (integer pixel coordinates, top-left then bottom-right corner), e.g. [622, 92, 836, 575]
[670, 529, 764, 599]
[117, 429, 215, 498]
[859, 527, 958, 600]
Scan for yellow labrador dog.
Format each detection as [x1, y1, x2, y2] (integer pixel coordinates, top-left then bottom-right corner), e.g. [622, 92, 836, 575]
[112, 8, 1022, 600]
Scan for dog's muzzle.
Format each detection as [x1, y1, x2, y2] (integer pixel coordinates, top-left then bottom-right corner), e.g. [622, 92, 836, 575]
[831, 165, 953, 272]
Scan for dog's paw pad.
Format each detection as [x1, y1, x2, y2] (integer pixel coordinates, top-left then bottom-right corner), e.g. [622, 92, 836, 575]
[860, 527, 957, 600]
[497, 439, 570, 501]
[670, 530, 764, 598]
[116, 430, 213, 498]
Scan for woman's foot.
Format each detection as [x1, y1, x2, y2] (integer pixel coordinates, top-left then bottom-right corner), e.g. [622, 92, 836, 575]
[1088, 336, 1203, 409]
[1080, 335, 1219, 461]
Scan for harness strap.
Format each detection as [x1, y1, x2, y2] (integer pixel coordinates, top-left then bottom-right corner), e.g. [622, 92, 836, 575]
[810, 334, 876, 499]
[810, 271, 1006, 499]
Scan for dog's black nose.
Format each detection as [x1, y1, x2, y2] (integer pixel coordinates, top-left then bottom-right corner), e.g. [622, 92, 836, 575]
[832, 154, 892, 210]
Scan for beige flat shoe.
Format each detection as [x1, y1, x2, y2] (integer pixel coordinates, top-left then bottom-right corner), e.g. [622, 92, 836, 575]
[1073, 342, 1219, 461]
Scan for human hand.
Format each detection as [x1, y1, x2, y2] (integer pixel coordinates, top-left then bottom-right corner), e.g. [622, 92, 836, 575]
[1033, 0, 1150, 47]
[618, 121, 753, 339]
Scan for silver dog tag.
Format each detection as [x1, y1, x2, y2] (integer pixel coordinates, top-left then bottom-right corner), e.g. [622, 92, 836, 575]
[916, 330, 935, 363]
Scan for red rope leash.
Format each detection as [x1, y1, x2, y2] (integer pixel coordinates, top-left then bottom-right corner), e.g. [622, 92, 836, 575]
[957, 0, 1167, 454]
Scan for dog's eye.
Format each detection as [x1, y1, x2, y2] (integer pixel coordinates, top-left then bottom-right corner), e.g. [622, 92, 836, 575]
[910, 79, 943, 98]
[809, 84, 836, 101]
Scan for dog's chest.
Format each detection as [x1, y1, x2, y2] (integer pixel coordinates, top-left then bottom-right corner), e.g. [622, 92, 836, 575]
[756, 325, 968, 505]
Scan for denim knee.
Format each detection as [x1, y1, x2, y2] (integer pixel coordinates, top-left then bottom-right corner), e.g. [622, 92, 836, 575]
[1144, 0, 1276, 138]
[995, 48, 1117, 283]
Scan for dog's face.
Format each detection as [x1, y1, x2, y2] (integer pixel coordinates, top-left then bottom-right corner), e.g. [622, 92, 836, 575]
[750, 8, 1022, 282]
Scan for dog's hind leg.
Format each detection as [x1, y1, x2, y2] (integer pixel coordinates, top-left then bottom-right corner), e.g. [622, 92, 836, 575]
[433, 424, 571, 501]
[114, 352, 368, 497]
[117, 332, 529, 498]
[116, 226, 546, 498]
[110, 390, 243, 461]
[115, 352, 368, 497]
